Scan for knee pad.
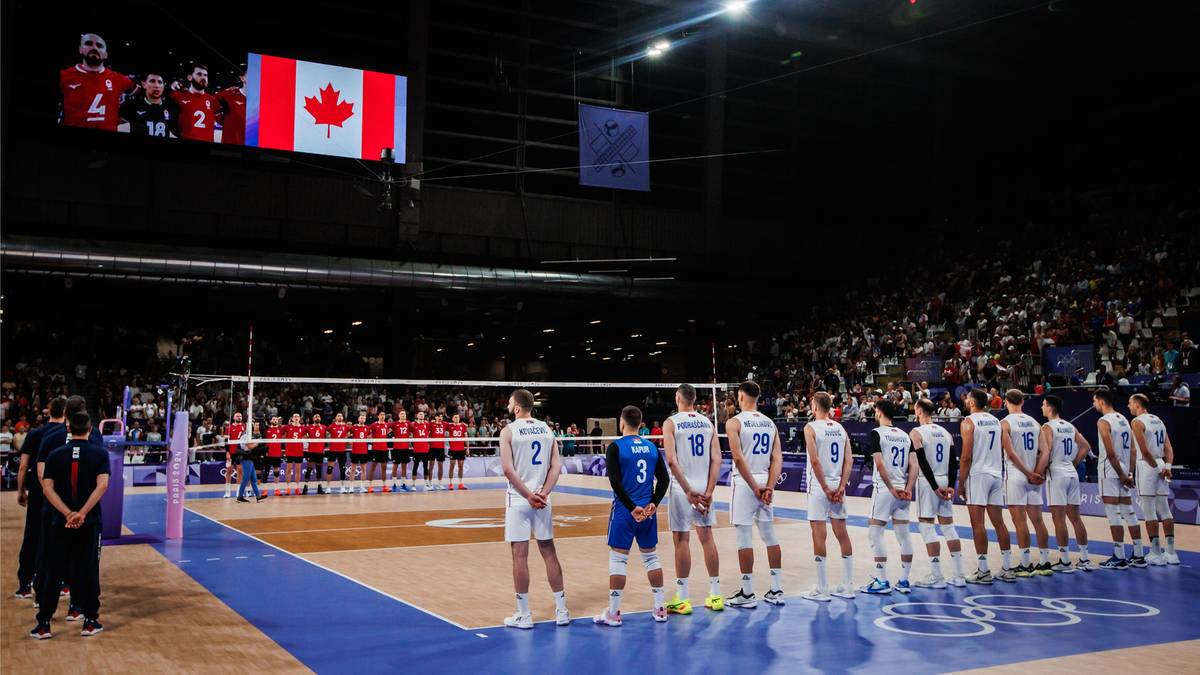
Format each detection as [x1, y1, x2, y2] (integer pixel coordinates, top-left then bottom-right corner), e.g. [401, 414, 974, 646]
[641, 551, 661, 571]
[1138, 495, 1158, 522]
[894, 523, 914, 556]
[940, 521, 961, 544]
[757, 519, 779, 547]
[736, 524, 754, 550]
[1120, 502, 1139, 526]
[609, 550, 629, 576]
[868, 524, 887, 558]
[1104, 503, 1122, 526]
[919, 522, 939, 545]
[1155, 495, 1171, 521]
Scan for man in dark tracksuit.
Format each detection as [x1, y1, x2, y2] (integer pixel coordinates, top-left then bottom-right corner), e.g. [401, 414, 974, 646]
[14, 397, 66, 598]
[30, 412, 109, 639]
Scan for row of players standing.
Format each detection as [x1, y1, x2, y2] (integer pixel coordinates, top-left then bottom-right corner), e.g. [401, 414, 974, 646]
[60, 33, 244, 142]
[493, 381, 1181, 628]
[221, 410, 471, 498]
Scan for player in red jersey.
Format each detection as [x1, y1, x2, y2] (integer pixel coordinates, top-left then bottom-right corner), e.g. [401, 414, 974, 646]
[282, 413, 306, 495]
[350, 413, 370, 493]
[217, 72, 246, 145]
[169, 63, 219, 143]
[264, 417, 285, 495]
[304, 414, 328, 495]
[366, 412, 391, 493]
[430, 414, 449, 490]
[390, 411, 413, 492]
[223, 412, 246, 498]
[59, 33, 134, 131]
[326, 413, 351, 494]
[448, 413, 470, 490]
[411, 412, 431, 490]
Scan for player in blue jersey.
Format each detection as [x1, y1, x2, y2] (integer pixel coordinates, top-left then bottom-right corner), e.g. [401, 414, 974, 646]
[594, 405, 671, 627]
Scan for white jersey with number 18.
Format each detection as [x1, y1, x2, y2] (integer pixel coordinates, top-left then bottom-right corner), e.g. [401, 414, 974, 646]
[668, 411, 715, 489]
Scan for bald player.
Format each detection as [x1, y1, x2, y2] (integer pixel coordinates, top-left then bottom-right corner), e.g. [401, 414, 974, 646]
[1094, 388, 1144, 569]
[958, 389, 1014, 584]
[802, 392, 856, 601]
[1000, 390, 1052, 576]
[1129, 393, 1179, 565]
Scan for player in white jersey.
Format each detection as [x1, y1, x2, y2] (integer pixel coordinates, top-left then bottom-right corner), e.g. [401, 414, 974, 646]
[498, 389, 569, 629]
[1093, 388, 1145, 569]
[1129, 393, 1179, 565]
[801, 392, 855, 602]
[725, 381, 785, 608]
[999, 390, 1053, 577]
[1033, 395, 1093, 572]
[662, 384, 724, 614]
[860, 401, 918, 595]
[909, 399, 965, 589]
[957, 389, 1015, 584]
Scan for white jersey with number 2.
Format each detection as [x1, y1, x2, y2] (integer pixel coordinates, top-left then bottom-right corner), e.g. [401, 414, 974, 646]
[506, 417, 554, 498]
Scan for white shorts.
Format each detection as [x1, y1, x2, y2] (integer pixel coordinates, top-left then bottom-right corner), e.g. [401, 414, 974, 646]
[1136, 461, 1168, 497]
[668, 485, 716, 532]
[807, 477, 847, 522]
[731, 474, 773, 526]
[917, 478, 954, 519]
[1046, 472, 1080, 507]
[504, 494, 554, 542]
[870, 485, 911, 522]
[966, 473, 1004, 506]
[1004, 474, 1043, 506]
[1099, 465, 1132, 499]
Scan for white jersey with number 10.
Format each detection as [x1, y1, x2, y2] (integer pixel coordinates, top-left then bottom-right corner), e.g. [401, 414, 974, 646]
[506, 417, 555, 498]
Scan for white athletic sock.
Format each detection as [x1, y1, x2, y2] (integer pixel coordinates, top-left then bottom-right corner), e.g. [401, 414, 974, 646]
[1058, 546, 1070, 563]
[814, 556, 828, 590]
[1039, 548, 1050, 564]
[553, 590, 567, 612]
[609, 589, 623, 614]
[1020, 548, 1030, 567]
[676, 578, 690, 601]
[1113, 542, 1125, 559]
[1167, 536, 1176, 554]
[651, 586, 665, 609]
[841, 555, 854, 586]
[950, 551, 964, 577]
[740, 574, 753, 596]
[900, 561, 911, 582]
[1132, 539, 1144, 558]
[516, 592, 530, 615]
[930, 556, 942, 579]
[770, 568, 783, 592]
[709, 577, 721, 597]
[875, 562, 888, 583]
[1150, 537, 1161, 555]
[977, 555, 989, 573]
[1001, 549, 1012, 569]
[1079, 544, 1090, 561]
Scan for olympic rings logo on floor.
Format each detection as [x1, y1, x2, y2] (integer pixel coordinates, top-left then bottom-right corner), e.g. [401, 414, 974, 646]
[874, 595, 1160, 637]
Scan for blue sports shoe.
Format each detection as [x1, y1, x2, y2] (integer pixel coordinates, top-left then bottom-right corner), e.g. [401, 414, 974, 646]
[1099, 556, 1128, 570]
[894, 580, 911, 594]
[400, 484, 412, 492]
[859, 578, 892, 595]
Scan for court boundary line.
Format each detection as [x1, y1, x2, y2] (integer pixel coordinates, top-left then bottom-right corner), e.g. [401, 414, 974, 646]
[185, 506, 472, 630]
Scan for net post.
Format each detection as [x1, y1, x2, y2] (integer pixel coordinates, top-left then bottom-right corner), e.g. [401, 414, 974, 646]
[165, 410, 189, 539]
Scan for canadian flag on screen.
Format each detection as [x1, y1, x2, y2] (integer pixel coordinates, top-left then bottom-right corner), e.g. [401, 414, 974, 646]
[245, 53, 407, 161]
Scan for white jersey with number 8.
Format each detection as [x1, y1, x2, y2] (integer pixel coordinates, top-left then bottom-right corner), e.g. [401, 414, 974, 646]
[506, 417, 554, 498]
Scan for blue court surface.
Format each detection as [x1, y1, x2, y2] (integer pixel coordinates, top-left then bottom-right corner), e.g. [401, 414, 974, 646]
[123, 486, 1200, 675]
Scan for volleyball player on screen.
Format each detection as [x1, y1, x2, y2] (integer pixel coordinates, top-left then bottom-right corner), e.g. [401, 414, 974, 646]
[662, 384, 723, 614]
[594, 405, 671, 626]
[59, 33, 134, 130]
[500, 389, 569, 629]
[725, 381, 785, 608]
[118, 72, 174, 137]
[217, 72, 246, 145]
[169, 63, 219, 142]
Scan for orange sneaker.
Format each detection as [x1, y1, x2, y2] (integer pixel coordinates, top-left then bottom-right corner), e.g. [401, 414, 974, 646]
[458, 484, 467, 490]
[367, 487, 374, 493]
[292, 488, 299, 496]
[274, 489, 282, 497]
[382, 486, 391, 493]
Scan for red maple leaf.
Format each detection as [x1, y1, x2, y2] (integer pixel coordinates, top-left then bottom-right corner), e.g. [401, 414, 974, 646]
[303, 83, 355, 138]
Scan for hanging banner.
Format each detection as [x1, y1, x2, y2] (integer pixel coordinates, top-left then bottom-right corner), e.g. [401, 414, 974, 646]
[578, 103, 650, 191]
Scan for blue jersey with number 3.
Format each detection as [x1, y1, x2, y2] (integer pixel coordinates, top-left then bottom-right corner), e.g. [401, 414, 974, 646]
[613, 435, 659, 509]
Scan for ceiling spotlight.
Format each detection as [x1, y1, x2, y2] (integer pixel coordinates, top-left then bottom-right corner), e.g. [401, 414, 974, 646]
[543, 328, 555, 333]
[653, 39, 670, 51]
[351, 320, 363, 326]
[436, 348, 443, 352]
[467, 342, 475, 347]
[647, 46, 663, 58]
[323, 329, 334, 334]
[656, 341, 667, 345]
[590, 320, 602, 324]
[725, 0, 748, 14]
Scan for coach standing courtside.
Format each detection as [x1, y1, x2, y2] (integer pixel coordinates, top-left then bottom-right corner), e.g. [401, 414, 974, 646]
[30, 412, 109, 639]
[14, 397, 66, 599]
